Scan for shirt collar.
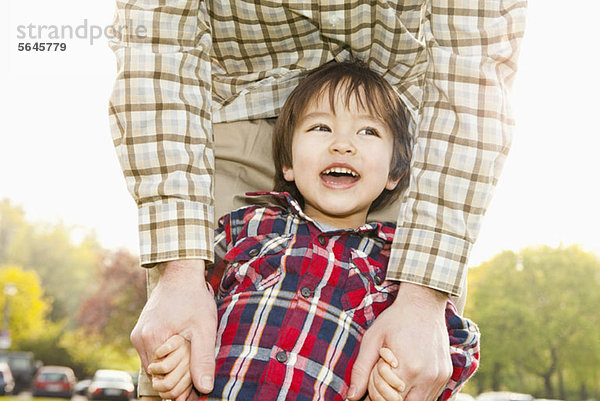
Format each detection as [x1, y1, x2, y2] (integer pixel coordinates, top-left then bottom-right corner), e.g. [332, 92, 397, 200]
[245, 191, 395, 243]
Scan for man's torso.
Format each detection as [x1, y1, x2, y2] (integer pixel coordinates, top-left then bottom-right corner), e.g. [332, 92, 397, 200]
[206, 1, 427, 127]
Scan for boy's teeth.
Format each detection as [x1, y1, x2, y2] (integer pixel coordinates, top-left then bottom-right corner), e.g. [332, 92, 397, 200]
[323, 167, 358, 177]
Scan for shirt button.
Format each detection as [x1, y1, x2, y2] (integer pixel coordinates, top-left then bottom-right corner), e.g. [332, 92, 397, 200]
[318, 236, 326, 246]
[374, 275, 383, 285]
[275, 350, 287, 363]
[301, 287, 312, 298]
[249, 248, 259, 257]
[329, 14, 340, 27]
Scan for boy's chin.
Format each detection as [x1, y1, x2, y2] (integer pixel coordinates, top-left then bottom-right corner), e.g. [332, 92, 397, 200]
[309, 203, 369, 225]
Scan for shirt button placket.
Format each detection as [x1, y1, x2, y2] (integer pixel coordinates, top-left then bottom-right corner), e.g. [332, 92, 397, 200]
[301, 287, 312, 298]
[318, 236, 326, 246]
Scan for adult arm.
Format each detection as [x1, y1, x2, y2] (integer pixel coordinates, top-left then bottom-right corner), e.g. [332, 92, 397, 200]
[108, 0, 216, 394]
[349, 1, 528, 400]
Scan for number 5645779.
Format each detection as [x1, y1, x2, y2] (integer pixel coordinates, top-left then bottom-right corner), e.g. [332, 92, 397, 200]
[18, 42, 67, 51]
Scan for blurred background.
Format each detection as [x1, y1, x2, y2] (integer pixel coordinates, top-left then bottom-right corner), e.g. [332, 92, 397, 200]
[0, 1, 599, 400]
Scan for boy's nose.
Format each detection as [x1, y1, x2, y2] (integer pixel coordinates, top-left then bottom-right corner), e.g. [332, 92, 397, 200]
[329, 134, 356, 155]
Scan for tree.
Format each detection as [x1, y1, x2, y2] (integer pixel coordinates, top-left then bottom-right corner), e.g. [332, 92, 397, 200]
[0, 199, 100, 322]
[57, 249, 146, 374]
[77, 249, 146, 349]
[0, 200, 144, 375]
[0, 200, 27, 263]
[467, 245, 600, 399]
[0, 265, 51, 345]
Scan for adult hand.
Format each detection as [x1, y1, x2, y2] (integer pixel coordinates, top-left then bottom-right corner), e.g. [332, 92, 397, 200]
[348, 283, 451, 401]
[130, 259, 218, 394]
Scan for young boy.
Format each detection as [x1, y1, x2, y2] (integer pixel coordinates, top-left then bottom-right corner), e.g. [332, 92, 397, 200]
[146, 61, 479, 401]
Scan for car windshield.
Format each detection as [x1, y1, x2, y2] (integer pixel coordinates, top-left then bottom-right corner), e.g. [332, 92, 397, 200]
[40, 372, 67, 382]
[95, 373, 130, 383]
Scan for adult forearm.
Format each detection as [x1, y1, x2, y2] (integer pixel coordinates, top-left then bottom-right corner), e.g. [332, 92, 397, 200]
[387, 0, 528, 296]
[108, 0, 215, 266]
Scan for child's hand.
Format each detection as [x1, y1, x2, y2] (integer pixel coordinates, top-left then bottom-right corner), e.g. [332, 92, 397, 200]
[147, 334, 193, 400]
[365, 347, 406, 401]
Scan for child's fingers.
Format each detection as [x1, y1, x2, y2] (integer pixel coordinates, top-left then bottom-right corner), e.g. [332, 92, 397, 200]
[154, 334, 187, 359]
[378, 347, 399, 368]
[149, 339, 191, 375]
[151, 350, 191, 394]
[368, 365, 402, 401]
[152, 363, 191, 395]
[375, 357, 405, 391]
[148, 351, 179, 375]
[157, 371, 192, 399]
[367, 367, 384, 401]
[157, 373, 192, 400]
[173, 385, 194, 401]
[367, 359, 404, 401]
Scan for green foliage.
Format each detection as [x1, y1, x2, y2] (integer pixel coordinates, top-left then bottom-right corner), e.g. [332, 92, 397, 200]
[0, 199, 145, 377]
[60, 329, 140, 376]
[467, 245, 600, 400]
[0, 199, 100, 322]
[0, 265, 50, 343]
[15, 321, 88, 378]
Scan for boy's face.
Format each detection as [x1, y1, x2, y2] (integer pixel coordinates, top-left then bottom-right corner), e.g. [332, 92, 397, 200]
[282, 87, 400, 228]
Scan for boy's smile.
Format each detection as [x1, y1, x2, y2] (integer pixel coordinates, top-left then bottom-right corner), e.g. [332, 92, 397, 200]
[320, 163, 359, 189]
[282, 87, 400, 229]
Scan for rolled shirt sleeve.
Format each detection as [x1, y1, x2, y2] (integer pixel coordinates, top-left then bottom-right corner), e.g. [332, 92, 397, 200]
[388, 0, 528, 296]
[108, 0, 215, 266]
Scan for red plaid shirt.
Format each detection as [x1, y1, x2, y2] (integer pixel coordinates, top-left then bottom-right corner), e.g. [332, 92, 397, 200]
[204, 192, 479, 401]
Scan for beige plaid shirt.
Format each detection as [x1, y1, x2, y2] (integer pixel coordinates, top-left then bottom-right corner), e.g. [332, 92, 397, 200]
[109, 0, 527, 296]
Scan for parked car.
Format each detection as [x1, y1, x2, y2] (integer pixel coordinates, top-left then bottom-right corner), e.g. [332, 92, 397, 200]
[32, 365, 77, 398]
[0, 351, 37, 392]
[0, 362, 15, 395]
[87, 369, 135, 401]
[477, 392, 534, 401]
[74, 378, 92, 395]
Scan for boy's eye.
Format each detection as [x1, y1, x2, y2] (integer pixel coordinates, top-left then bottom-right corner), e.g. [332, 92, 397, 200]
[309, 124, 331, 132]
[357, 128, 379, 136]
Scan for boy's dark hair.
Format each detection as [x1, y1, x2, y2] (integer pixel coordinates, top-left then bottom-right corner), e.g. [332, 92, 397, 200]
[273, 60, 412, 212]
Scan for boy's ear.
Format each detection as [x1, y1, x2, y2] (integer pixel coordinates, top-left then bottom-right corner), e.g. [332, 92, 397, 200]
[385, 172, 404, 191]
[282, 166, 295, 182]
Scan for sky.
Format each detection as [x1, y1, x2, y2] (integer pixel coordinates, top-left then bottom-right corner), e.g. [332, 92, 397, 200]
[1, 0, 599, 268]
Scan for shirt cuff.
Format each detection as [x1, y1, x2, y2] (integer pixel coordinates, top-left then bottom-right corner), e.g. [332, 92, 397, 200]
[138, 199, 214, 267]
[387, 227, 471, 297]
[137, 370, 158, 397]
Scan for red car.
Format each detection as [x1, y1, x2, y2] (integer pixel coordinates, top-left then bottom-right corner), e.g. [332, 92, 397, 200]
[32, 366, 76, 398]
